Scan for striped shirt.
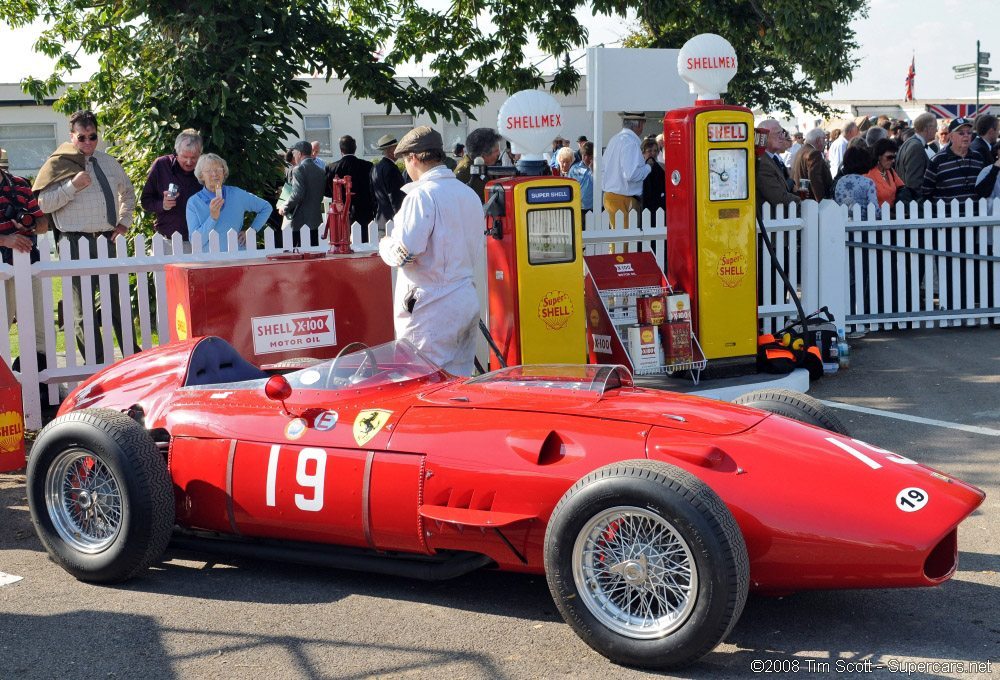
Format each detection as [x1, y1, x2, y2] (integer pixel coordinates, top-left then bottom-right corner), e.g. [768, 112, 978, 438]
[921, 147, 985, 204]
[0, 171, 44, 236]
[37, 150, 136, 233]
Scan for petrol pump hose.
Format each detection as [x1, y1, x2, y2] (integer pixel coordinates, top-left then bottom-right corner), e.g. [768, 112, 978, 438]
[756, 216, 808, 327]
[478, 319, 507, 369]
[756, 217, 838, 376]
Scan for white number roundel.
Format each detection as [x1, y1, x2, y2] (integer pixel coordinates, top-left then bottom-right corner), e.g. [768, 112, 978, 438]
[896, 487, 928, 512]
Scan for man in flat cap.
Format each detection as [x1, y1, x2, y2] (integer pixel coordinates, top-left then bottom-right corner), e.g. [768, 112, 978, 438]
[602, 112, 650, 251]
[281, 140, 326, 245]
[370, 134, 405, 234]
[377, 126, 482, 376]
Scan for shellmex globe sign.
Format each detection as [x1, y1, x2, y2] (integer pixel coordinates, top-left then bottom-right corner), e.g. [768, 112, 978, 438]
[497, 90, 564, 159]
[677, 33, 738, 101]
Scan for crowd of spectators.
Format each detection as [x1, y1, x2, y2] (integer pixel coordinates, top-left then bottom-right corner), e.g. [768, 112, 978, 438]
[758, 112, 1000, 217]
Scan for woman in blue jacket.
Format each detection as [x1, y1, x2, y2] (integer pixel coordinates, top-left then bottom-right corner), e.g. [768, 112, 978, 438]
[186, 153, 271, 251]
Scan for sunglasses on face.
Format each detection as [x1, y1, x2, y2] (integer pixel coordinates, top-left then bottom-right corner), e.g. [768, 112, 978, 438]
[884, 154, 896, 160]
[75, 133, 98, 142]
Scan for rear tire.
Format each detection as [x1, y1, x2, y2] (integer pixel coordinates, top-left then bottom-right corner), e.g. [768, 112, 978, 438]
[544, 460, 748, 669]
[733, 388, 850, 435]
[27, 408, 174, 583]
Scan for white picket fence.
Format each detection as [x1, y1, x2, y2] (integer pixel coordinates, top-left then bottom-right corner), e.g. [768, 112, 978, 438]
[5, 199, 999, 428]
[837, 198, 1000, 330]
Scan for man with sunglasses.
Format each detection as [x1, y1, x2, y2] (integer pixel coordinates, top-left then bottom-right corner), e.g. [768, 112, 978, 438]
[35, 110, 136, 364]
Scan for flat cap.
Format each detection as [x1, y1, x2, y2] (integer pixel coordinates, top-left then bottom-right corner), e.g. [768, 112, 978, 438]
[395, 126, 443, 155]
[292, 140, 312, 155]
[620, 111, 646, 121]
[376, 134, 398, 150]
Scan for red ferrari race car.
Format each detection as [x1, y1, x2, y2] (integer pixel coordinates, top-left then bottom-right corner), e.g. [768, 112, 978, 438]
[26, 337, 985, 670]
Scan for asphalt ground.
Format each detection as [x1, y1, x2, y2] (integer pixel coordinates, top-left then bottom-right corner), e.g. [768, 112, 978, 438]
[0, 327, 997, 679]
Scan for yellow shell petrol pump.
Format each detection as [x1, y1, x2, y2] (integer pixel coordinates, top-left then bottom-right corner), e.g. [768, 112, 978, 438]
[664, 33, 758, 374]
[485, 177, 586, 369]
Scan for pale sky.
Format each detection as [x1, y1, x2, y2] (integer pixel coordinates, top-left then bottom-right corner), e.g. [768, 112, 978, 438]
[0, 1, 996, 102]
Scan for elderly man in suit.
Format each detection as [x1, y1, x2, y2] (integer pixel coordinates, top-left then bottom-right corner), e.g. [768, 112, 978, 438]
[791, 128, 833, 201]
[896, 112, 937, 198]
[756, 119, 801, 216]
[281, 140, 326, 246]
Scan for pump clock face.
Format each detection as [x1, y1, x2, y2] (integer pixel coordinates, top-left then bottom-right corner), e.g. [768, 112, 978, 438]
[707, 148, 748, 201]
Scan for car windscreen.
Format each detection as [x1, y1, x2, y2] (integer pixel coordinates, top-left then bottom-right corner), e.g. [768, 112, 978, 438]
[281, 340, 442, 390]
[466, 364, 633, 395]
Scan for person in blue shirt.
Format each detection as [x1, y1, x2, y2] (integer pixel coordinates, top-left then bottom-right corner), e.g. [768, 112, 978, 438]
[186, 153, 272, 251]
[567, 141, 594, 212]
[547, 137, 564, 171]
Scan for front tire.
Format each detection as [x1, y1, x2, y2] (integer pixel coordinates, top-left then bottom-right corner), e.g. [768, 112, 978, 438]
[27, 408, 174, 583]
[544, 460, 748, 669]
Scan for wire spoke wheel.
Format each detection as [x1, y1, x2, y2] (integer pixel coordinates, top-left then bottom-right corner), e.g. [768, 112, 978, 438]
[572, 505, 697, 639]
[45, 448, 123, 553]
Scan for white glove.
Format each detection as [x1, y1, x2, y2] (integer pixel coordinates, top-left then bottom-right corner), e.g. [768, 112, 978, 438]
[378, 236, 414, 267]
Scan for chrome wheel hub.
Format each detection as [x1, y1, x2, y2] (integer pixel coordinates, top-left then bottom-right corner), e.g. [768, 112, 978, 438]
[611, 554, 649, 584]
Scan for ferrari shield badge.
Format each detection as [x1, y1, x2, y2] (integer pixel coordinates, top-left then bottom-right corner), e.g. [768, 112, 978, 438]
[353, 409, 392, 446]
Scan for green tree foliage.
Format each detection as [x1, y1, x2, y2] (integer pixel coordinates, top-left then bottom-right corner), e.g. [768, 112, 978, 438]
[617, 0, 867, 116]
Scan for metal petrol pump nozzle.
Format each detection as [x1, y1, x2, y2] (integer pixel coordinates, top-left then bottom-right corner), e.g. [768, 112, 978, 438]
[324, 174, 353, 254]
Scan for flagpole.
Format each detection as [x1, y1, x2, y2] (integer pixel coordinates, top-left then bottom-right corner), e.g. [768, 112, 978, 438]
[977, 39, 980, 114]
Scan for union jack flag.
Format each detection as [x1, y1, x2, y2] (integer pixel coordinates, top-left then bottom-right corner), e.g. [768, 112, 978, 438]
[905, 56, 915, 102]
[926, 103, 992, 119]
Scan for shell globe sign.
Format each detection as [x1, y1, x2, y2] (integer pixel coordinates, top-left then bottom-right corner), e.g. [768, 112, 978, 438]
[497, 90, 564, 157]
[677, 33, 738, 100]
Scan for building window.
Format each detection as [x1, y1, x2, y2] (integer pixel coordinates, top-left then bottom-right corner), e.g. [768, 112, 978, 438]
[362, 114, 414, 157]
[303, 115, 332, 155]
[0, 123, 57, 178]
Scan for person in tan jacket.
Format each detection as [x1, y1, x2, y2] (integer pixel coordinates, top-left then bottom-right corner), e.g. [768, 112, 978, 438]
[791, 128, 834, 201]
[36, 110, 136, 364]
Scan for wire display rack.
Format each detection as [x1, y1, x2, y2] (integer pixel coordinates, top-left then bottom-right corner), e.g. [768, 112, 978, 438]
[598, 285, 708, 383]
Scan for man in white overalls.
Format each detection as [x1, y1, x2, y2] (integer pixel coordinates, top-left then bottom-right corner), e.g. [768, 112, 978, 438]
[378, 126, 483, 376]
